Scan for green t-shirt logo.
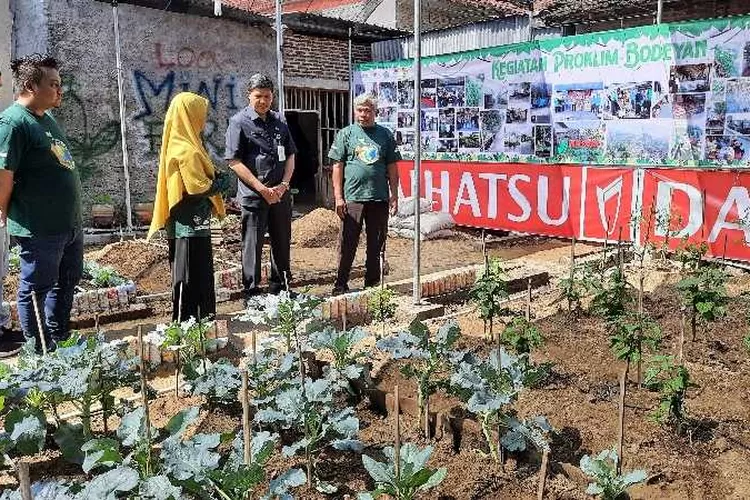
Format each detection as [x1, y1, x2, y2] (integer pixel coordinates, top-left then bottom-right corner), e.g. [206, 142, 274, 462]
[49, 136, 76, 170]
[355, 141, 380, 165]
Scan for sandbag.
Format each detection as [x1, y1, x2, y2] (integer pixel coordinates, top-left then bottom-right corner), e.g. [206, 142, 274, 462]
[397, 196, 433, 218]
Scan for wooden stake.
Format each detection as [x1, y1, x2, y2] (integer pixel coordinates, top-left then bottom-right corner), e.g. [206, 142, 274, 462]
[18, 462, 31, 500]
[679, 307, 686, 364]
[537, 448, 549, 500]
[177, 282, 184, 323]
[250, 330, 257, 365]
[424, 396, 430, 439]
[198, 306, 207, 373]
[94, 313, 100, 334]
[616, 361, 629, 475]
[241, 370, 251, 465]
[526, 278, 532, 322]
[31, 292, 48, 355]
[342, 305, 348, 332]
[617, 226, 624, 273]
[174, 351, 180, 398]
[137, 325, 152, 475]
[722, 234, 729, 261]
[394, 385, 401, 480]
[568, 238, 576, 313]
[481, 229, 489, 270]
[637, 272, 645, 388]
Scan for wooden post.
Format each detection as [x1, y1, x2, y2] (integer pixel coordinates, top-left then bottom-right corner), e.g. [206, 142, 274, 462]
[18, 462, 31, 500]
[526, 278, 532, 322]
[424, 395, 430, 439]
[722, 234, 729, 261]
[241, 369, 251, 465]
[250, 330, 257, 365]
[568, 238, 576, 313]
[198, 306, 207, 373]
[31, 292, 48, 355]
[617, 226, 624, 273]
[137, 325, 152, 475]
[537, 448, 549, 500]
[174, 351, 180, 398]
[394, 385, 401, 480]
[482, 229, 489, 270]
[616, 361, 629, 475]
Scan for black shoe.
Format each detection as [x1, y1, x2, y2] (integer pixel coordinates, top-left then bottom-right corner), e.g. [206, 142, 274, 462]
[331, 285, 349, 297]
[0, 327, 26, 358]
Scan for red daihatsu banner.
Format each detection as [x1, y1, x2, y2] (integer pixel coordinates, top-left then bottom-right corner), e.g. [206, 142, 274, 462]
[397, 161, 750, 261]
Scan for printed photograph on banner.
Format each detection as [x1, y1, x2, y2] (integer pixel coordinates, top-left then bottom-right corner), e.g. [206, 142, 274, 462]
[670, 121, 704, 162]
[706, 99, 727, 135]
[726, 112, 750, 135]
[437, 77, 465, 107]
[553, 120, 606, 162]
[606, 119, 670, 163]
[421, 87, 437, 108]
[552, 82, 604, 121]
[509, 82, 531, 105]
[397, 111, 415, 129]
[465, 75, 484, 107]
[459, 132, 482, 151]
[742, 42, 750, 76]
[534, 125, 553, 158]
[421, 110, 439, 132]
[530, 82, 552, 124]
[395, 130, 415, 152]
[456, 108, 481, 132]
[672, 93, 706, 121]
[669, 63, 712, 93]
[650, 81, 669, 118]
[377, 106, 397, 123]
[364, 82, 378, 98]
[439, 108, 456, 138]
[603, 81, 653, 120]
[397, 80, 415, 108]
[354, 83, 365, 97]
[713, 44, 743, 79]
[378, 82, 397, 106]
[421, 133, 441, 152]
[481, 129, 504, 152]
[437, 139, 458, 153]
[483, 79, 509, 110]
[504, 124, 533, 155]
[506, 107, 529, 124]
[725, 78, 750, 113]
[704, 135, 750, 162]
[480, 110, 504, 133]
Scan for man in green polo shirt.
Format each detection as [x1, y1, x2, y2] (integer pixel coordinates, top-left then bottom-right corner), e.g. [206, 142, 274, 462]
[0, 54, 83, 350]
[328, 93, 401, 295]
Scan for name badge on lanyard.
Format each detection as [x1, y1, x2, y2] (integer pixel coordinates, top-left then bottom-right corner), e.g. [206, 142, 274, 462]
[275, 131, 286, 162]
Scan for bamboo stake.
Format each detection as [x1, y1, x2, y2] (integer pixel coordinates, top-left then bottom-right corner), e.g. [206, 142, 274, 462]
[424, 395, 430, 439]
[18, 462, 31, 500]
[568, 238, 576, 313]
[241, 369, 251, 465]
[722, 234, 729, 260]
[251, 330, 257, 365]
[637, 266, 644, 388]
[537, 448, 549, 500]
[616, 361, 629, 475]
[177, 282, 184, 323]
[137, 325, 152, 475]
[174, 351, 180, 399]
[394, 385, 401, 480]
[31, 292, 48, 355]
[198, 305, 207, 373]
[482, 229, 489, 270]
[617, 226, 624, 273]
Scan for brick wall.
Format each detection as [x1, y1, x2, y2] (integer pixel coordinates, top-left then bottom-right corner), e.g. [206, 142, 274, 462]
[284, 32, 372, 80]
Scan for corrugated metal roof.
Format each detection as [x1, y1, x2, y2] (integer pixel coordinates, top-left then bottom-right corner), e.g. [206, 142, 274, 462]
[372, 16, 562, 61]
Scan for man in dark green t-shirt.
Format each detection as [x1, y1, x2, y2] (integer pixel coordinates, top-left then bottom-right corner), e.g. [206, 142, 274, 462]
[0, 54, 83, 350]
[328, 93, 401, 295]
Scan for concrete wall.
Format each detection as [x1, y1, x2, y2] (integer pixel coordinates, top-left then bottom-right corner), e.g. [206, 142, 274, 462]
[0, 0, 11, 109]
[23, 0, 276, 225]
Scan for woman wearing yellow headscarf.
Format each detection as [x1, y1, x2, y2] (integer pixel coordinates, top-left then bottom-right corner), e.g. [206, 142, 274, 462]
[148, 92, 230, 322]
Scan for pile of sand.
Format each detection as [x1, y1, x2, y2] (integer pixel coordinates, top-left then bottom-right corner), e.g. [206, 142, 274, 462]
[292, 208, 340, 247]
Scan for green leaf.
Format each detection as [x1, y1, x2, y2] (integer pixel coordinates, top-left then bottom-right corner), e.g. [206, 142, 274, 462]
[164, 406, 199, 438]
[76, 466, 139, 500]
[5, 409, 46, 456]
[420, 467, 447, 490]
[81, 438, 123, 473]
[54, 422, 86, 465]
[362, 454, 393, 484]
[139, 475, 182, 500]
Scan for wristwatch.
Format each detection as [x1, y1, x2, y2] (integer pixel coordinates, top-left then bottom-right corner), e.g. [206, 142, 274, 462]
[281, 181, 290, 189]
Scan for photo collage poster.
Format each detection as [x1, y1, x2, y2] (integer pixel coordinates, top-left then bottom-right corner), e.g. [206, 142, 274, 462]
[353, 16, 750, 167]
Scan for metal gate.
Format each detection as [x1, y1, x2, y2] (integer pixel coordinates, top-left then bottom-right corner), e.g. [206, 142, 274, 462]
[284, 87, 349, 163]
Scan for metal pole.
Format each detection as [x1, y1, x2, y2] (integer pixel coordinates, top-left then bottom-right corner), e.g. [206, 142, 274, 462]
[112, 1, 133, 232]
[656, 0, 663, 24]
[412, 0, 422, 305]
[275, 0, 285, 115]
[348, 27, 353, 125]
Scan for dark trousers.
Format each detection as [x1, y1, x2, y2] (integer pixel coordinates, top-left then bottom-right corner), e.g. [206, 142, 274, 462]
[335, 201, 388, 290]
[240, 194, 292, 295]
[16, 229, 83, 347]
[169, 237, 216, 322]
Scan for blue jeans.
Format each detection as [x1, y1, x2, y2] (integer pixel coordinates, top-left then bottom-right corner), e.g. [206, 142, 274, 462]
[16, 229, 83, 347]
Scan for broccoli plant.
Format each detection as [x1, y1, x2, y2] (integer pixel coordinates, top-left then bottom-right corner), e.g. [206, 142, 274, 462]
[83, 260, 128, 288]
[500, 315, 544, 356]
[309, 327, 369, 383]
[368, 287, 397, 338]
[245, 343, 299, 410]
[676, 264, 728, 341]
[377, 320, 461, 437]
[644, 355, 695, 434]
[7, 246, 20, 274]
[240, 291, 323, 351]
[184, 358, 242, 407]
[501, 416, 554, 455]
[470, 258, 511, 342]
[359, 443, 447, 500]
[255, 377, 362, 493]
[450, 349, 527, 463]
[580, 448, 647, 500]
[590, 267, 633, 323]
[149, 317, 216, 370]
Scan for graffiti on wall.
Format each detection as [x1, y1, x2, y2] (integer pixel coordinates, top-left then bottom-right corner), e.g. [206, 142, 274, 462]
[58, 76, 121, 181]
[130, 44, 245, 158]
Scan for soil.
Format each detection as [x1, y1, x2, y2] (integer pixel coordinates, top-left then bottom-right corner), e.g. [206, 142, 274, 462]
[291, 208, 341, 248]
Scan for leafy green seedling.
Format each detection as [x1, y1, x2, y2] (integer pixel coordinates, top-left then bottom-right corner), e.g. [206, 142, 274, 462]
[309, 327, 369, 382]
[500, 315, 544, 356]
[185, 358, 242, 407]
[644, 355, 695, 434]
[150, 317, 215, 370]
[676, 264, 727, 341]
[609, 312, 662, 368]
[556, 262, 596, 316]
[83, 260, 128, 288]
[7, 246, 20, 274]
[240, 291, 323, 350]
[470, 258, 511, 341]
[368, 287, 397, 338]
[580, 448, 647, 500]
[377, 320, 461, 437]
[590, 267, 633, 323]
[359, 443, 447, 500]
